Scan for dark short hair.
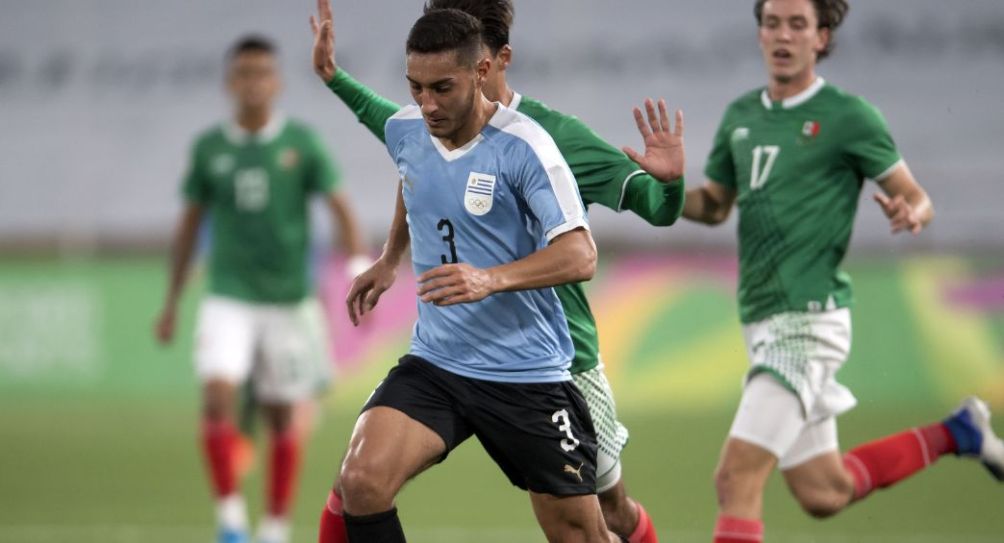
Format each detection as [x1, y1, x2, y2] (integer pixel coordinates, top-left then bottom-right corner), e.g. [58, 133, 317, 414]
[406, 9, 484, 67]
[754, 0, 849, 60]
[227, 35, 277, 62]
[424, 0, 513, 55]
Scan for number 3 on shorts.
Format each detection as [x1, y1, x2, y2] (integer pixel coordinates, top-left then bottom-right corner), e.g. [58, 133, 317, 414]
[551, 409, 580, 452]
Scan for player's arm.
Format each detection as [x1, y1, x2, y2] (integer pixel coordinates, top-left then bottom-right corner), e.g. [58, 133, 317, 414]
[417, 228, 595, 307]
[311, 0, 400, 142]
[872, 162, 933, 234]
[155, 204, 204, 344]
[617, 98, 687, 226]
[325, 191, 371, 276]
[682, 180, 737, 225]
[345, 182, 409, 325]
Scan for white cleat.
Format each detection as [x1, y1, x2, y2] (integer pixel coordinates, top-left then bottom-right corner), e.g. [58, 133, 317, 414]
[945, 396, 1004, 481]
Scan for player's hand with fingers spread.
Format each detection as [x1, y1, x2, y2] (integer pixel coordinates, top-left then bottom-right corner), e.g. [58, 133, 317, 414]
[874, 192, 923, 235]
[309, 0, 337, 82]
[345, 257, 398, 326]
[623, 98, 685, 183]
[417, 263, 496, 307]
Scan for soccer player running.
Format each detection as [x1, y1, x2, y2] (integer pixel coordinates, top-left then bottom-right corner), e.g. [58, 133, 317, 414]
[667, 2, 1004, 542]
[310, 1, 681, 540]
[316, 9, 624, 543]
[154, 36, 368, 543]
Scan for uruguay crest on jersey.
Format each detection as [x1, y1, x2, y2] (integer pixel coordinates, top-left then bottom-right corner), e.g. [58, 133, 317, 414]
[464, 172, 496, 216]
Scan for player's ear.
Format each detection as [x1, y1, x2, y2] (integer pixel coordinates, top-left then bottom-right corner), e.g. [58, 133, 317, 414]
[475, 56, 491, 84]
[815, 26, 831, 58]
[497, 45, 513, 70]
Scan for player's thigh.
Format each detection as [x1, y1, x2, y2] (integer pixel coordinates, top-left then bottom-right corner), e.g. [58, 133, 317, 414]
[340, 406, 448, 496]
[256, 298, 330, 404]
[728, 372, 809, 463]
[572, 366, 629, 493]
[469, 378, 599, 497]
[194, 296, 256, 385]
[529, 492, 609, 543]
[781, 447, 855, 515]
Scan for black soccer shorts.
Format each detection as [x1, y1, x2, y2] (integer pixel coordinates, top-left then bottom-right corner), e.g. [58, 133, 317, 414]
[362, 354, 598, 496]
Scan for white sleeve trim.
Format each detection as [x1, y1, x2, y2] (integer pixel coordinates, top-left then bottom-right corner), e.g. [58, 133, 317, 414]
[545, 217, 590, 243]
[493, 108, 587, 227]
[872, 158, 905, 183]
[616, 169, 648, 212]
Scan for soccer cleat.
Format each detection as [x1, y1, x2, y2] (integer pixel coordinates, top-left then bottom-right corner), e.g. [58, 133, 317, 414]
[216, 527, 249, 543]
[255, 516, 289, 543]
[943, 396, 1004, 481]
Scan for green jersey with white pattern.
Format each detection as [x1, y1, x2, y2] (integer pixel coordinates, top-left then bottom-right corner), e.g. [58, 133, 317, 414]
[704, 79, 902, 324]
[182, 116, 341, 303]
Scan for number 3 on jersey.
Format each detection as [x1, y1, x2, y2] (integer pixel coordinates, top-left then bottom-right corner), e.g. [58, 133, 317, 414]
[437, 218, 458, 264]
[750, 145, 780, 190]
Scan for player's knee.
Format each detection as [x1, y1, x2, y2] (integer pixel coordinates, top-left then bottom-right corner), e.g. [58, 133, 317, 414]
[338, 460, 395, 513]
[796, 492, 846, 519]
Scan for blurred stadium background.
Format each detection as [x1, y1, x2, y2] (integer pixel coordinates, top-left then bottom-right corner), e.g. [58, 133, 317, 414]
[1, 1, 1003, 542]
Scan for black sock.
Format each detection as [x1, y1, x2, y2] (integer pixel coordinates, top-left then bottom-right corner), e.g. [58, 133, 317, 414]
[344, 507, 406, 543]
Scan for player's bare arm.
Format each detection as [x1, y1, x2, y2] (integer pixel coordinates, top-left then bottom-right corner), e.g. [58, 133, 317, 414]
[622, 98, 686, 183]
[417, 227, 596, 307]
[345, 183, 409, 325]
[682, 180, 737, 225]
[325, 191, 371, 276]
[154, 204, 204, 344]
[873, 163, 933, 235]
[310, 0, 336, 82]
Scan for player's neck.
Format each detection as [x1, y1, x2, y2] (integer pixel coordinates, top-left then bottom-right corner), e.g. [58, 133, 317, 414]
[491, 82, 515, 107]
[767, 68, 818, 102]
[440, 97, 498, 151]
[235, 107, 272, 133]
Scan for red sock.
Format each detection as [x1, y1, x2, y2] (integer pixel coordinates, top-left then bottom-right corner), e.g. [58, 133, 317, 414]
[627, 501, 658, 543]
[319, 490, 349, 543]
[713, 514, 763, 543]
[201, 419, 238, 497]
[843, 422, 957, 501]
[267, 429, 301, 517]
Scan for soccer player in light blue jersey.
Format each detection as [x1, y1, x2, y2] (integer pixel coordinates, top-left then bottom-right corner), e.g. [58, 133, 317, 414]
[317, 9, 619, 543]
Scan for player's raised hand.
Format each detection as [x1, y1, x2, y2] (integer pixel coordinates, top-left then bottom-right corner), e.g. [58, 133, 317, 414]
[417, 263, 495, 306]
[346, 258, 398, 326]
[622, 98, 685, 183]
[874, 192, 923, 234]
[310, 0, 337, 82]
[154, 307, 176, 345]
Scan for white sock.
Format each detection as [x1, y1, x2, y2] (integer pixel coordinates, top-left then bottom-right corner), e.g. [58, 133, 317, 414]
[256, 515, 290, 543]
[216, 494, 248, 531]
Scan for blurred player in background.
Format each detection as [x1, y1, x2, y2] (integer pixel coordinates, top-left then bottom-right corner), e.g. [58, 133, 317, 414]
[154, 35, 369, 543]
[318, 9, 618, 542]
[310, 0, 684, 539]
[672, 1, 1004, 541]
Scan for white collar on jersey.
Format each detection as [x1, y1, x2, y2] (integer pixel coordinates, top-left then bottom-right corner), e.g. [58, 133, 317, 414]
[508, 91, 523, 111]
[760, 77, 825, 110]
[428, 103, 507, 162]
[224, 112, 287, 145]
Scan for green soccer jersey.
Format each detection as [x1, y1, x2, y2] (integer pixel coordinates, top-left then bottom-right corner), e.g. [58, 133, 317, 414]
[704, 78, 902, 324]
[182, 116, 341, 303]
[327, 70, 684, 373]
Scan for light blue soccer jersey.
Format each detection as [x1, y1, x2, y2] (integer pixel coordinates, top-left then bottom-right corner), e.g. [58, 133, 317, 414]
[385, 103, 589, 383]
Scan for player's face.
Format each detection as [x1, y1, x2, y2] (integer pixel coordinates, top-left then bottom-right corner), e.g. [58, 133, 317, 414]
[758, 0, 830, 83]
[406, 50, 487, 139]
[227, 51, 281, 111]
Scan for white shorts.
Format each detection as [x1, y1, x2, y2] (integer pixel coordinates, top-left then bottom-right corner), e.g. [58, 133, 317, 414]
[729, 373, 839, 470]
[729, 308, 856, 469]
[572, 363, 629, 493]
[194, 295, 332, 404]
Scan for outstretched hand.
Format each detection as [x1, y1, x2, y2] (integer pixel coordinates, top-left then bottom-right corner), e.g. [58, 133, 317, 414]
[874, 192, 923, 235]
[623, 98, 685, 183]
[310, 0, 337, 82]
